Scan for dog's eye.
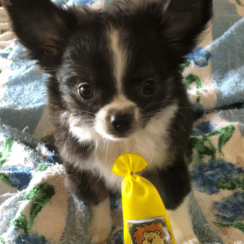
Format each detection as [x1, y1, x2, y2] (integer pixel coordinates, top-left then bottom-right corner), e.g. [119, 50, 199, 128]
[78, 84, 94, 99]
[141, 79, 157, 96]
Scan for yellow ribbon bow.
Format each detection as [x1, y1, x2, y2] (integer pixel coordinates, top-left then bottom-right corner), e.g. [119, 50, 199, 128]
[112, 153, 176, 244]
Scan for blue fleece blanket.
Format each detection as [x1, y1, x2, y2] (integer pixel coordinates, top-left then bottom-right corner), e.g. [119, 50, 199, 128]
[1, 0, 244, 243]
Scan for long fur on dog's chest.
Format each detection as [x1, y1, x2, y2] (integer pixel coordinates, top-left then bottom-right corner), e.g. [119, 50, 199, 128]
[67, 103, 178, 192]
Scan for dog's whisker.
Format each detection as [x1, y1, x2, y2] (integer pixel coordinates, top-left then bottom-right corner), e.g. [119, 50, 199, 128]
[105, 139, 110, 164]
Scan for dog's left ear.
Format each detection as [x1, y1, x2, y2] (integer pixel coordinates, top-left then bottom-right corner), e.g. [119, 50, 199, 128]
[154, 0, 212, 59]
[2, 0, 79, 70]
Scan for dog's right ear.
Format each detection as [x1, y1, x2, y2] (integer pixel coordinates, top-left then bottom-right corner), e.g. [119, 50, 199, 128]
[3, 0, 78, 70]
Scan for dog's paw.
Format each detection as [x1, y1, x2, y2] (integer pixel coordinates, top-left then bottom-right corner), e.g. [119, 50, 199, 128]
[88, 198, 113, 243]
[88, 219, 113, 244]
[88, 198, 113, 244]
[172, 225, 199, 244]
[173, 230, 199, 244]
[182, 237, 199, 244]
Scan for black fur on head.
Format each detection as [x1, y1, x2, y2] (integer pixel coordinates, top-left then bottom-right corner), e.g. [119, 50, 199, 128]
[110, 0, 213, 63]
[3, 0, 212, 72]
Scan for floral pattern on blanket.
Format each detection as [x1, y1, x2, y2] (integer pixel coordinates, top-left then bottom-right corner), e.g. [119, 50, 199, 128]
[186, 116, 244, 243]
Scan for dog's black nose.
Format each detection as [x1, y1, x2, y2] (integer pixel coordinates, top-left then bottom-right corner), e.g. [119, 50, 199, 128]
[110, 113, 132, 133]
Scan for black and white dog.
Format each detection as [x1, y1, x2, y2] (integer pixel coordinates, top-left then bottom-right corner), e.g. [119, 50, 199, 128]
[4, 0, 212, 242]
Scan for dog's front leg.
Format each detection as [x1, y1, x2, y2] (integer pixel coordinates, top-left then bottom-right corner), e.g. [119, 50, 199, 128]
[142, 159, 198, 243]
[65, 164, 113, 243]
[167, 194, 199, 244]
[89, 197, 113, 243]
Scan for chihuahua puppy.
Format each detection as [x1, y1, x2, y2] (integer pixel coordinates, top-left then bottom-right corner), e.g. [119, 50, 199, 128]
[4, 0, 212, 242]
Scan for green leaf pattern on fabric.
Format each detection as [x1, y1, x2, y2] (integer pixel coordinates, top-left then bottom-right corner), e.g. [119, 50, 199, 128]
[215, 221, 244, 232]
[219, 173, 244, 191]
[0, 236, 5, 244]
[28, 203, 44, 228]
[36, 163, 52, 172]
[0, 138, 14, 168]
[6, 47, 13, 52]
[236, 0, 244, 6]
[186, 125, 235, 165]
[180, 60, 204, 104]
[23, 183, 55, 228]
[217, 125, 235, 154]
[13, 211, 29, 235]
[0, 172, 14, 187]
[180, 60, 191, 72]
[183, 73, 202, 103]
[1, 137, 55, 234]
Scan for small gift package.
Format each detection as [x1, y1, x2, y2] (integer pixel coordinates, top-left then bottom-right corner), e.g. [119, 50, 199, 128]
[112, 153, 176, 244]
